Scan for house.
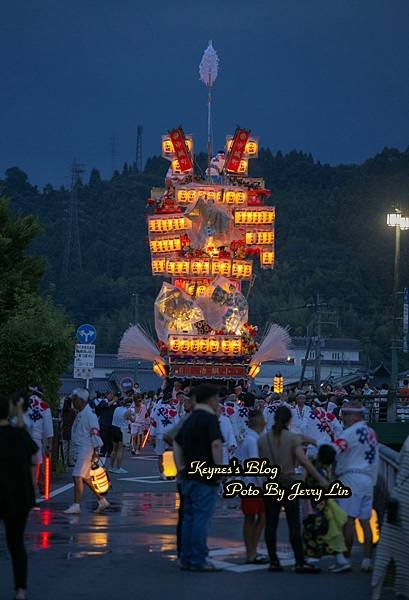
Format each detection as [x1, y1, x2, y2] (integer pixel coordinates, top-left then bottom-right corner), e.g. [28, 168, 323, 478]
[255, 337, 364, 387]
[60, 354, 162, 397]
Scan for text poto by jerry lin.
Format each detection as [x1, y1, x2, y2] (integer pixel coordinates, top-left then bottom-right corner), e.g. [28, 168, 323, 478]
[186, 458, 352, 502]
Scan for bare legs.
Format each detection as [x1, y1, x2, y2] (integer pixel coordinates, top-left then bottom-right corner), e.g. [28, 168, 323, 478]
[243, 513, 265, 561]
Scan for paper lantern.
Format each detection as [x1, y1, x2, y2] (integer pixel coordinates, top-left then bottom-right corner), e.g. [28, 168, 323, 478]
[248, 363, 261, 378]
[209, 338, 219, 353]
[90, 464, 110, 495]
[199, 338, 209, 353]
[180, 338, 190, 353]
[246, 231, 274, 245]
[160, 449, 178, 480]
[232, 260, 253, 279]
[237, 159, 248, 175]
[355, 509, 380, 544]
[273, 373, 284, 393]
[152, 258, 166, 274]
[212, 259, 231, 277]
[191, 258, 210, 276]
[153, 361, 168, 377]
[148, 216, 191, 233]
[235, 208, 275, 225]
[150, 238, 182, 253]
[223, 190, 246, 205]
[261, 250, 275, 267]
[166, 258, 190, 276]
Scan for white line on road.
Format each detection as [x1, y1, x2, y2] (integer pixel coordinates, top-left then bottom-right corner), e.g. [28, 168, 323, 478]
[37, 483, 74, 503]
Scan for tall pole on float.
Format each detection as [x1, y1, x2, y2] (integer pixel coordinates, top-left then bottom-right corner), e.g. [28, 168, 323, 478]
[199, 41, 219, 182]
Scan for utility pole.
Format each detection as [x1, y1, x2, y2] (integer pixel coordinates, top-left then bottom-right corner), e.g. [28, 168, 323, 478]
[136, 125, 143, 173]
[132, 292, 139, 384]
[61, 159, 84, 280]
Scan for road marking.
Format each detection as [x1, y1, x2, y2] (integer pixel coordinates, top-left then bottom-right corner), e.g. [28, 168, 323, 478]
[207, 546, 295, 571]
[37, 483, 74, 503]
[118, 476, 173, 484]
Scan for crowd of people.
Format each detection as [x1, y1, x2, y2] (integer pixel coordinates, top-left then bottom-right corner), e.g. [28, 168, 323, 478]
[1, 378, 409, 599]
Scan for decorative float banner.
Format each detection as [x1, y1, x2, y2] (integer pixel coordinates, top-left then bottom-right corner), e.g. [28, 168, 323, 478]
[224, 127, 251, 173]
[161, 128, 194, 173]
[169, 361, 248, 379]
[168, 334, 243, 356]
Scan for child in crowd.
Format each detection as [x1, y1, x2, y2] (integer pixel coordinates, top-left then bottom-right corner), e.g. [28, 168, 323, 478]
[303, 444, 349, 572]
[130, 394, 149, 455]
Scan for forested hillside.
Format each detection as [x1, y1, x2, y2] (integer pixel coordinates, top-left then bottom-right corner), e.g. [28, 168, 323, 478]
[1, 146, 409, 366]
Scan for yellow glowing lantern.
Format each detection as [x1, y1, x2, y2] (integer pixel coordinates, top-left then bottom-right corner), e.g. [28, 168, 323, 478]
[90, 463, 110, 495]
[209, 338, 219, 353]
[246, 231, 274, 245]
[191, 338, 200, 353]
[166, 258, 190, 276]
[261, 250, 275, 267]
[152, 258, 166, 274]
[153, 361, 168, 377]
[245, 140, 258, 156]
[248, 364, 261, 378]
[177, 189, 189, 203]
[237, 159, 248, 175]
[355, 509, 380, 544]
[180, 338, 190, 353]
[169, 337, 180, 353]
[235, 208, 275, 225]
[150, 238, 182, 253]
[199, 338, 209, 353]
[273, 373, 284, 393]
[191, 258, 210, 276]
[171, 159, 182, 174]
[232, 260, 253, 279]
[221, 339, 232, 354]
[162, 137, 174, 156]
[148, 216, 190, 233]
[232, 338, 241, 354]
[212, 259, 231, 277]
[160, 449, 178, 480]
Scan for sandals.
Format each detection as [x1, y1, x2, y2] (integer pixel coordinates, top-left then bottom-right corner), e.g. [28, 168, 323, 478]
[246, 555, 270, 565]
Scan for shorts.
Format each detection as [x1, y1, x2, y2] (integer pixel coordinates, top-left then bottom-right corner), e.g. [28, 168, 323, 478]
[241, 498, 265, 516]
[72, 447, 94, 478]
[111, 426, 123, 443]
[131, 423, 144, 435]
[337, 493, 373, 520]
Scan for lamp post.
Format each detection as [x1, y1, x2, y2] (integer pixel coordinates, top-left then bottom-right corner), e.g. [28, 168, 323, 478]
[387, 210, 409, 389]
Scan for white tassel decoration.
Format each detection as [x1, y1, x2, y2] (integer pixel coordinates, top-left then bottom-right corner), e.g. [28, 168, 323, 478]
[199, 40, 219, 87]
[250, 324, 291, 366]
[118, 324, 164, 365]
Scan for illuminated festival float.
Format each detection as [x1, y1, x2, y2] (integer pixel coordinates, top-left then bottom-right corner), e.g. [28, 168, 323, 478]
[118, 42, 289, 381]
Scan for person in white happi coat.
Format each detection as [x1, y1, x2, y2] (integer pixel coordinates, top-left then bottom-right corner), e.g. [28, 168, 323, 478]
[64, 389, 109, 515]
[218, 405, 237, 464]
[230, 393, 256, 460]
[23, 387, 54, 493]
[263, 394, 292, 432]
[303, 399, 343, 458]
[290, 392, 312, 435]
[331, 400, 379, 573]
[150, 396, 180, 456]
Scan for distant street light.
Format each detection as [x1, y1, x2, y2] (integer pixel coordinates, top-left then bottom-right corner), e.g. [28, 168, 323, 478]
[387, 209, 409, 389]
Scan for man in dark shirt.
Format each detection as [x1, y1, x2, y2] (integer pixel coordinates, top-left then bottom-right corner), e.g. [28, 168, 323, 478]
[174, 384, 223, 572]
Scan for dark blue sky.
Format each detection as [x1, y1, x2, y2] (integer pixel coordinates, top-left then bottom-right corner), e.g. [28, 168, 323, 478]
[1, 0, 408, 187]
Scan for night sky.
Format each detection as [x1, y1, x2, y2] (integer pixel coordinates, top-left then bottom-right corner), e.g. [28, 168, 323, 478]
[1, 0, 408, 187]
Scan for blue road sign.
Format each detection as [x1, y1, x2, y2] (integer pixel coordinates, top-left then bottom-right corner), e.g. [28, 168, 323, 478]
[120, 377, 134, 392]
[76, 324, 97, 345]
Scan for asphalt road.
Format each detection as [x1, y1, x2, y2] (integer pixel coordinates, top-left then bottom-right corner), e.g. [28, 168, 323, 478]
[0, 448, 389, 600]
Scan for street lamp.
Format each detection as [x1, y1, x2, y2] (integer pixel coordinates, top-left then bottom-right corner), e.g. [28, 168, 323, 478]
[387, 209, 409, 389]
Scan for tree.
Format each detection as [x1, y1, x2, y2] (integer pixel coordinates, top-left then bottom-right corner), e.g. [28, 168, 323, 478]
[0, 198, 73, 405]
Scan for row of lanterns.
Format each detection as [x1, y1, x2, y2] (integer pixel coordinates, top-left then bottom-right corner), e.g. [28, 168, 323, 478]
[168, 335, 242, 355]
[151, 257, 253, 279]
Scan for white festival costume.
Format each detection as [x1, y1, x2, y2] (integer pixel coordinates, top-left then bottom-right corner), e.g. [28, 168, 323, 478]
[304, 407, 344, 456]
[219, 414, 237, 464]
[71, 404, 103, 478]
[263, 400, 292, 432]
[290, 404, 312, 435]
[24, 394, 54, 465]
[131, 403, 149, 435]
[150, 399, 180, 455]
[333, 420, 379, 497]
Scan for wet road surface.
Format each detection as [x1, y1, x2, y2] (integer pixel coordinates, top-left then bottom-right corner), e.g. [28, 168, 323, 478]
[0, 450, 387, 600]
